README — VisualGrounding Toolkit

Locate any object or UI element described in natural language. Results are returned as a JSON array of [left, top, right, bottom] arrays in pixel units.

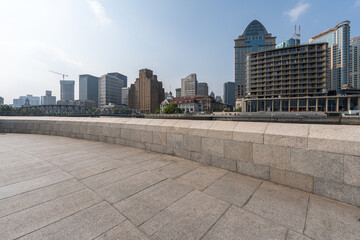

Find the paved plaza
[[0, 133, 359, 240]]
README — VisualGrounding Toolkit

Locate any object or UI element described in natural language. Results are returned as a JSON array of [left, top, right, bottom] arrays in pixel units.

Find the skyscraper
[[181, 74, 197, 97], [175, 88, 181, 98], [98, 73, 127, 108], [235, 20, 276, 99], [41, 90, 56, 105], [79, 74, 99, 106], [121, 87, 129, 105], [60, 80, 75, 101], [223, 82, 235, 107], [309, 21, 350, 90], [128, 69, 165, 113], [350, 36, 360, 89], [197, 82, 209, 96], [0, 97, 4, 105]]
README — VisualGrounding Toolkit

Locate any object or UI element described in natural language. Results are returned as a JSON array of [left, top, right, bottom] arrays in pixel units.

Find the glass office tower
[[309, 21, 350, 90], [350, 36, 360, 89], [234, 20, 276, 99]]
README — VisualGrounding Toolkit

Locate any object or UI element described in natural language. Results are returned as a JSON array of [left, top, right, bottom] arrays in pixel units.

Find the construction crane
[[48, 70, 69, 81]]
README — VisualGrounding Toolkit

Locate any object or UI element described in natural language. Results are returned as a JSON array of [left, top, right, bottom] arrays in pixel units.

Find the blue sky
[[1, 0, 360, 104]]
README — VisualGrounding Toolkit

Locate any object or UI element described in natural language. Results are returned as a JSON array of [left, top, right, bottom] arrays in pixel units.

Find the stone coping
[[1, 116, 359, 207]]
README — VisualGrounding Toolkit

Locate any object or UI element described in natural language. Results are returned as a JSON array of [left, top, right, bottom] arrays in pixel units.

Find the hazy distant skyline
[[1, 0, 360, 104]]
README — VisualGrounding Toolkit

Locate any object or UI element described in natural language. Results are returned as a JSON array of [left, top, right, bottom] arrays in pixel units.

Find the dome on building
[[242, 20, 268, 38]]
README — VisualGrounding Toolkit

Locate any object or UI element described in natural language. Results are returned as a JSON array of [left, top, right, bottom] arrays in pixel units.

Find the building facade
[[350, 36, 360, 89], [276, 38, 300, 49], [60, 80, 75, 101], [0, 97, 4, 105], [223, 82, 235, 107], [98, 73, 127, 108], [309, 21, 350, 90], [121, 87, 129, 105], [235, 20, 276, 99], [128, 69, 165, 113], [41, 90, 56, 105], [181, 74, 198, 97], [175, 88, 181, 98], [246, 43, 328, 100], [197, 82, 209, 96], [13, 95, 40, 107], [79, 74, 99, 107]]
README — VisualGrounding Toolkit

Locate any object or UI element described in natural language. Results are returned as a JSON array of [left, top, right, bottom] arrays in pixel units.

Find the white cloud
[[284, 1, 310, 22], [356, 0, 360, 6], [86, 0, 111, 25]]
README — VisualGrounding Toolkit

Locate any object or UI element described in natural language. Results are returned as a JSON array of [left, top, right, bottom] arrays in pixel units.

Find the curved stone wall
[[1, 116, 359, 207]]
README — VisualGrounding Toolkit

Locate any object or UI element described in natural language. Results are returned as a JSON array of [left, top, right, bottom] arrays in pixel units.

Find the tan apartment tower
[[128, 69, 165, 113]]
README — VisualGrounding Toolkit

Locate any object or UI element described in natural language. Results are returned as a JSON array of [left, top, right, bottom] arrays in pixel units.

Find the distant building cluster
[[235, 20, 360, 113]]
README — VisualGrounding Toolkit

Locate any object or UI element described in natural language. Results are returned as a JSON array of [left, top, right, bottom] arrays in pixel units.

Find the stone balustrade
[[1, 116, 359, 207]]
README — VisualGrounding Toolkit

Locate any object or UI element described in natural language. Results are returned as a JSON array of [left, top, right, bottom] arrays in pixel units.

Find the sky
[[0, 0, 360, 104]]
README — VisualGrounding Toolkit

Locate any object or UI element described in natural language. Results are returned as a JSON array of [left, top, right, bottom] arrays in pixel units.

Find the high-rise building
[[246, 43, 328, 99], [0, 97, 4, 105], [13, 95, 40, 107], [60, 80, 75, 101], [223, 82, 235, 107], [210, 91, 215, 98], [121, 87, 129, 105], [128, 69, 165, 113], [41, 90, 56, 105], [175, 88, 181, 98], [350, 36, 360, 89], [79, 74, 99, 106], [309, 21, 350, 90], [181, 74, 197, 97], [235, 20, 276, 99], [197, 82, 209, 96], [98, 72, 127, 108], [276, 38, 300, 49], [215, 96, 222, 103]]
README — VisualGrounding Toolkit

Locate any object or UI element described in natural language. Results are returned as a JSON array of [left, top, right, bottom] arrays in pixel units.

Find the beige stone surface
[[264, 123, 309, 148], [1, 128, 359, 239], [305, 195, 360, 240], [202, 137, 224, 156], [253, 143, 291, 170], [202, 205, 287, 240], [344, 155, 360, 187], [232, 121, 268, 143], [224, 140, 253, 162], [270, 168, 314, 192], [291, 148, 344, 182], [244, 182, 309, 232], [204, 172, 262, 207]]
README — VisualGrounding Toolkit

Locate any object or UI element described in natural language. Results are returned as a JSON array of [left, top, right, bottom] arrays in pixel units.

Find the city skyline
[[1, 0, 360, 104]]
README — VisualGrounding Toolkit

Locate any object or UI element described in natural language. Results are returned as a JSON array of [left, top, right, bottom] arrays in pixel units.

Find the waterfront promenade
[[0, 133, 359, 240]]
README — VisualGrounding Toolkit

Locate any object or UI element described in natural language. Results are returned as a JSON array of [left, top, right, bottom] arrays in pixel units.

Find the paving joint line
[[200, 204, 231, 240], [241, 180, 263, 208]]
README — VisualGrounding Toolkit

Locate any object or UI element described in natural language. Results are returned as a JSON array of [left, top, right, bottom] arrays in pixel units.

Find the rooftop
[[0, 133, 359, 240]]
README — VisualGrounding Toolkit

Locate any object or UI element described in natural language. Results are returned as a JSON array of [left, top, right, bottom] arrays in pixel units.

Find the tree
[[163, 103, 182, 114], [0, 105, 14, 116], [237, 107, 242, 112]]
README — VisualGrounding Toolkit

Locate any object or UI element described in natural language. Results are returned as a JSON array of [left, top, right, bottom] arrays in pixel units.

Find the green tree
[[0, 105, 14, 115], [163, 103, 182, 114], [237, 107, 242, 112]]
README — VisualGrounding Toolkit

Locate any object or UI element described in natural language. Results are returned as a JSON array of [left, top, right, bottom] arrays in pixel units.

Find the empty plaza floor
[[0, 133, 359, 240]]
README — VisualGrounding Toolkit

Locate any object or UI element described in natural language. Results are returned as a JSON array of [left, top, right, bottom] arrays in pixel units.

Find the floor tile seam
[[239, 205, 305, 234], [0, 184, 88, 219], [156, 162, 200, 180], [106, 177, 168, 205], [0, 169, 67, 190], [284, 229, 289, 240], [241, 180, 264, 208], [87, 168, 151, 191], [199, 204, 232, 240], [198, 169, 229, 191], [89, 218, 129, 240], [201, 172, 232, 193], [111, 178, 193, 226], [13, 200, 107, 240], [137, 189, 196, 233], [107, 149, 149, 161], [78, 158, 158, 184], [303, 193, 311, 235]]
